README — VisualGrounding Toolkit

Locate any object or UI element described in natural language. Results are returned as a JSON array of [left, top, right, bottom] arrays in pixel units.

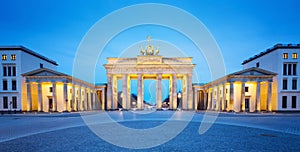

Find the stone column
[[122, 74, 128, 109], [52, 82, 57, 112], [229, 82, 234, 111], [182, 75, 188, 110], [203, 90, 207, 110], [102, 89, 106, 110], [106, 75, 112, 110], [37, 83, 43, 112], [156, 74, 162, 109], [78, 86, 82, 111], [84, 88, 88, 111], [187, 74, 193, 110], [26, 83, 32, 112], [256, 81, 261, 112], [63, 83, 68, 112], [267, 81, 272, 112], [222, 84, 226, 111], [126, 76, 131, 110], [112, 75, 118, 110], [88, 89, 92, 111], [193, 88, 198, 110], [241, 82, 245, 112], [72, 84, 76, 111], [216, 85, 220, 111], [172, 74, 177, 110], [137, 74, 143, 109], [207, 88, 211, 110]]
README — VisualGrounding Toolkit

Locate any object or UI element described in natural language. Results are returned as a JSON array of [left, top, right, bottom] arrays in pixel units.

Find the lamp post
[[65, 99, 68, 112], [9, 101, 12, 114], [119, 92, 123, 111], [177, 92, 182, 111]]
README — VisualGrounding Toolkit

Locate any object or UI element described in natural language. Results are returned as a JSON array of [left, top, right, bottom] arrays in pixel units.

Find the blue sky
[[1, 0, 300, 103]]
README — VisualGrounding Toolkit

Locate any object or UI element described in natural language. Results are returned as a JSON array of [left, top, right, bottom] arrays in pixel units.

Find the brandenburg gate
[[104, 37, 195, 110]]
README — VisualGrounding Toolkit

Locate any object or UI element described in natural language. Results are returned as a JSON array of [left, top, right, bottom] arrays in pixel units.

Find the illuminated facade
[[1, 43, 299, 112], [0, 46, 57, 112], [193, 68, 277, 112], [243, 44, 300, 111]]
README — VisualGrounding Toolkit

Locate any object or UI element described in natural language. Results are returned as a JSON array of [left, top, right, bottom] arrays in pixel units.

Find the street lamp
[[177, 92, 182, 111], [65, 99, 68, 112]]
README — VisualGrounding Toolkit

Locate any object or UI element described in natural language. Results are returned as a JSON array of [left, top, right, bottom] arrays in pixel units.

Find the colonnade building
[[0, 43, 299, 112]]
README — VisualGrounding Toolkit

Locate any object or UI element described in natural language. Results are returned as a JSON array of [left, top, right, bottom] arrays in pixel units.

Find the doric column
[[207, 88, 211, 110], [78, 86, 82, 111], [71, 84, 76, 111], [112, 75, 118, 110], [256, 81, 261, 112], [63, 83, 68, 112], [106, 75, 112, 110], [84, 88, 88, 111], [182, 75, 188, 110], [156, 74, 162, 109], [267, 81, 272, 112], [222, 84, 226, 111], [172, 74, 177, 109], [193, 88, 198, 110], [91, 91, 95, 110], [37, 82, 43, 112], [216, 85, 220, 111], [122, 74, 128, 109], [26, 83, 32, 112], [101, 89, 106, 110], [241, 82, 245, 112], [137, 74, 143, 109], [229, 82, 234, 111], [52, 82, 57, 112], [88, 89, 92, 111], [203, 90, 207, 110], [187, 74, 193, 110]]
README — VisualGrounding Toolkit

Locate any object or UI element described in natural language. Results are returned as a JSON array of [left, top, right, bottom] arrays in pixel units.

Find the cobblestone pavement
[[0, 111, 300, 151]]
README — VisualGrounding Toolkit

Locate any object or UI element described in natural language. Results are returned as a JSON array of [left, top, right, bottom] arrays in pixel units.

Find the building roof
[[242, 43, 300, 65], [201, 67, 277, 87], [0, 45, 58, 66], [22, 68, 95, 87]]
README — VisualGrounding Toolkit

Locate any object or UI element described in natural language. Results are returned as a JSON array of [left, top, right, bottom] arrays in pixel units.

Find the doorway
[[48, 98, 53, 112], [245, 98, 250, 112]]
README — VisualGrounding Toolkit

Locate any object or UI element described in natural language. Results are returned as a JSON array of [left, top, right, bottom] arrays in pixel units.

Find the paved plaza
[[0, 111, 300, 151]]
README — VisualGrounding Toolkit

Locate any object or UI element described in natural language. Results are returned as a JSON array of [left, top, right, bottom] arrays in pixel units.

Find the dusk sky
[[1, 0, 300, 102]]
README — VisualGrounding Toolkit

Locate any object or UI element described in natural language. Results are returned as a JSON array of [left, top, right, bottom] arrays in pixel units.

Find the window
[[12, 80, 16, 90], [10, 54, 16, 60], [49, 87, 53, 93], [3, 66, 7, 76], [293, 64, 297, 75], [245, 87, 249, 92], [292, 53, 298, 59], [70, 89, 72, 94], [283, 63, 297, 76], [282, 96, 287, 108], [2, 54, 7, 60], [256, 62, 260, 68], [283, 64, 287, 75], [12, 66, 16, 76], [283, 53, 288, 59], [40, 63, 43, 68], [12, 96, 17, 109], [3, 80, 8, 90], [7, 66, 11, 76], [3, 96, 8, 109], [225, 89, 228, 94], [288, 64, 292, 75], [292, 79, 297, 90], [292, 96, 297, 108], [283, 79, 288, 90]]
